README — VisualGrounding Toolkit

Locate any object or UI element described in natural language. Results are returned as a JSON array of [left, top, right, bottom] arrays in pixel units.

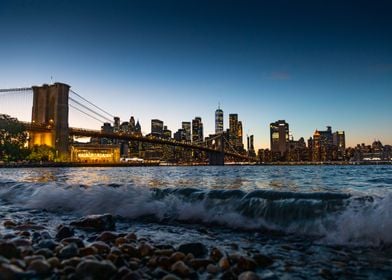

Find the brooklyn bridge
[[0, 83, 256, 165]]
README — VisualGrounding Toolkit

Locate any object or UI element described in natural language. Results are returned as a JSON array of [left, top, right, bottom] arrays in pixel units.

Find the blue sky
[[0, 0, 391, 149]]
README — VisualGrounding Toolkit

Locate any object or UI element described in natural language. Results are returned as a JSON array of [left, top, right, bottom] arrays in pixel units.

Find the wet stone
[[58, 243, 79, 259], [70, 214, 116, 231], [171, 260, 192, 277], [0, 263, 25, 279], [27, 259, 51, 275], [3, 220, 17, 228], [90, 241, 111, 255], [210, 247, 224, 262], [55, 225, 74, 241], [162, 274, 181, 280], [80, 246, 98, 257], [35, 248, 54, 258], [138, 243, 154, 257], [0, 242, 20, 259], [96, 231, 120, 243], [75, 259, 117, 280], [61, 257, 81, 267], [221, 269, 237, 280], [238, 271, 261, 280], [189, 258, 213, 269], [219, 257, 231, 270], [61, 237, 85, 248], [37, 239, 58, 250], [10, 238, 31, 247], [177, 242, 207, 258], [170, 251, 185, 262], [125, 232, 137, 241], [120, 244, 139, 257], [47, 257, 60, 268], [237, 256, 257, 271], [206, 263, 219, 274]]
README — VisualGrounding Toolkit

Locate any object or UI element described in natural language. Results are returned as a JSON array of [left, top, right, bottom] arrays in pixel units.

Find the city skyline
[[0, 0, 391, 150]]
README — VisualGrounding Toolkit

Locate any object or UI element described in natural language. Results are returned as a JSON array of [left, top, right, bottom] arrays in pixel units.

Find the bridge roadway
[[23, 122, 255, 161]]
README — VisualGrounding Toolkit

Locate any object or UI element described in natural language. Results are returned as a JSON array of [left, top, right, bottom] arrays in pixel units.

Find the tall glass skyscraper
[[215, 106, 223, 134]]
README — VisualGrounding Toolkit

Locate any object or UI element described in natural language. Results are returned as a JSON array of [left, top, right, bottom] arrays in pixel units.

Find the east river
[[0, 165, 391, 279]]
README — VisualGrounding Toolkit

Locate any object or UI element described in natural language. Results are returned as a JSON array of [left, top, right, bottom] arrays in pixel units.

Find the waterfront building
[[333, 131, 346, 159], [113, 117, 120, 133], [151, 119, 164, 137], [270, 120, 289, 160], [163, 126, 172, 139], [182, 122, 191, 141], [192, 117, 203, 143], [215, 106, 224, 134]]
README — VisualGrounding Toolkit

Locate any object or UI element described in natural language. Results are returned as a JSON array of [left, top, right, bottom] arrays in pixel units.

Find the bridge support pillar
[[30, 83, 70, 161], [207, 133, 225, 165], [208, 152, 225, 165]]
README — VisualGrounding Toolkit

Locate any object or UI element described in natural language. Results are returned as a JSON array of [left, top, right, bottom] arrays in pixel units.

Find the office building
[[182, 122, 191, 141], [192, 117, 203, 143], [270, 120, 289, 159], [151, 119, 164, 137], [215, 106, 224, 134]]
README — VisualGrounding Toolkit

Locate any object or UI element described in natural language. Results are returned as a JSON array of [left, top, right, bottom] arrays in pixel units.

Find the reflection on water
[[0, 165, 391, 195]]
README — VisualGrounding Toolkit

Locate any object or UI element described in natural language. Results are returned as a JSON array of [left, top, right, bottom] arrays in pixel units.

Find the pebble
[[177, 242, 207, 258], [170, 251, 186, 262], [75, 259, 117, 279], [171, 260, 192, 277], [237, 256, 257, 271], [238, 271, 261, 280], [3, 220, 17, 228], [0, 263, 25, 279], [253, 253, 273, 267], [89, 241, 111, 255], [58, 243, 79, 259], [210, 247, 224, 262], [61, 237, 85, 248], [80, 246, 98, 256], [0, 242, 20, 259], [27, 259, 51, 275], [138, 243, 154, 257], [55, 225, 74, 241], [219, 257, 231, 270], [206, 263, 219, 274], [96, 231, 119, 242], [70, 214, 116, 231]]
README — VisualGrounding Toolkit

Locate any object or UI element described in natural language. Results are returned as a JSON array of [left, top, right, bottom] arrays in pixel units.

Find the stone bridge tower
[[30, 83, 70, 160]]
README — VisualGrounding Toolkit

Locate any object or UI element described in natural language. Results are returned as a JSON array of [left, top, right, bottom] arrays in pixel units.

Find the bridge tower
[[208, 133, 225, 165], [30, 83, 70, 160]]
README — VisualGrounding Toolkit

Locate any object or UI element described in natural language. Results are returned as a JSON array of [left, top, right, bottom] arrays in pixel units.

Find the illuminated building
[[270, 120, 289, 160], [333, 131, 346, 159], [182, 122, 191, 141], [151, 119, 164, 137], [113, 117, 120, 132], [70, 144, 120, 163], [163, 126, 172, 139], [312, 126, 334, 161], [192, 117, 203, 143], [215, 106, 224, 134], [174, 128, 186, 141], [237, 121, 243, 149], [229, 114, 238, 147]]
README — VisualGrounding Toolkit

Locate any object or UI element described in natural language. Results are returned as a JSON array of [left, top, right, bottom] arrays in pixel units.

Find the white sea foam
[[0, 182, 391, 246]]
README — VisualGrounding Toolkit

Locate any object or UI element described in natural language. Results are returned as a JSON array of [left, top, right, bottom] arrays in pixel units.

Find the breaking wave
[[0, 182, 391, 246]]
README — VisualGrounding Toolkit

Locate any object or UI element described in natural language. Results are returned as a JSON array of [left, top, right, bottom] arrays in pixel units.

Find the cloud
[[267, 71, 291, 80]]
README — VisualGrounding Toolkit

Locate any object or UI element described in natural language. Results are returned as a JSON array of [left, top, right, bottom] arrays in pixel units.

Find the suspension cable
[[69, 97, 113, 123], [69, 104, 107, 124], [70, 90, 114, 119]]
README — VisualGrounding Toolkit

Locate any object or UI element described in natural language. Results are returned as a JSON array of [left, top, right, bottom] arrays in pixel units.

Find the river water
[[0, 165, 391, 278]]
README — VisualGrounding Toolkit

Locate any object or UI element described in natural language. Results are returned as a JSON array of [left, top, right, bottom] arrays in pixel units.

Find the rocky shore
[[0, 213, 273, 280]]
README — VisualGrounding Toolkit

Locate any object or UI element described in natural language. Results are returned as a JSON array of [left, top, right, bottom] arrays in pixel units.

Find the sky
[[0, 0, 391, 150]]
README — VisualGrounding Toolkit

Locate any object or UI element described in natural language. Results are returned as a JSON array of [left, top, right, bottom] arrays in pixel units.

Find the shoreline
[[0, 161, 391, 168]]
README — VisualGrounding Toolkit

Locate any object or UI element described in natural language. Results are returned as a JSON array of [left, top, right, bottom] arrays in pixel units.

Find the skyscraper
[[192, 117, 203, 143], [270, 120, 289, 159], [333, 131, 346, 158], [229, 114, 238, 147], [182, 122, 191, 141], [237, 121, 243, 149], [215, 106, 224, 134], [151, 119, 164, 137]]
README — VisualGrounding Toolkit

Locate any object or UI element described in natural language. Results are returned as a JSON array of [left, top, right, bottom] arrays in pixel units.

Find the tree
[[0, 115, 29, 162], [27, 145, 56, 162]]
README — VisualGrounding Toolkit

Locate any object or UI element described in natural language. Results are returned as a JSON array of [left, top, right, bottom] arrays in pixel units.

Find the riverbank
[[0, 160, 390, 168], [0, 213, 272, 279]]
